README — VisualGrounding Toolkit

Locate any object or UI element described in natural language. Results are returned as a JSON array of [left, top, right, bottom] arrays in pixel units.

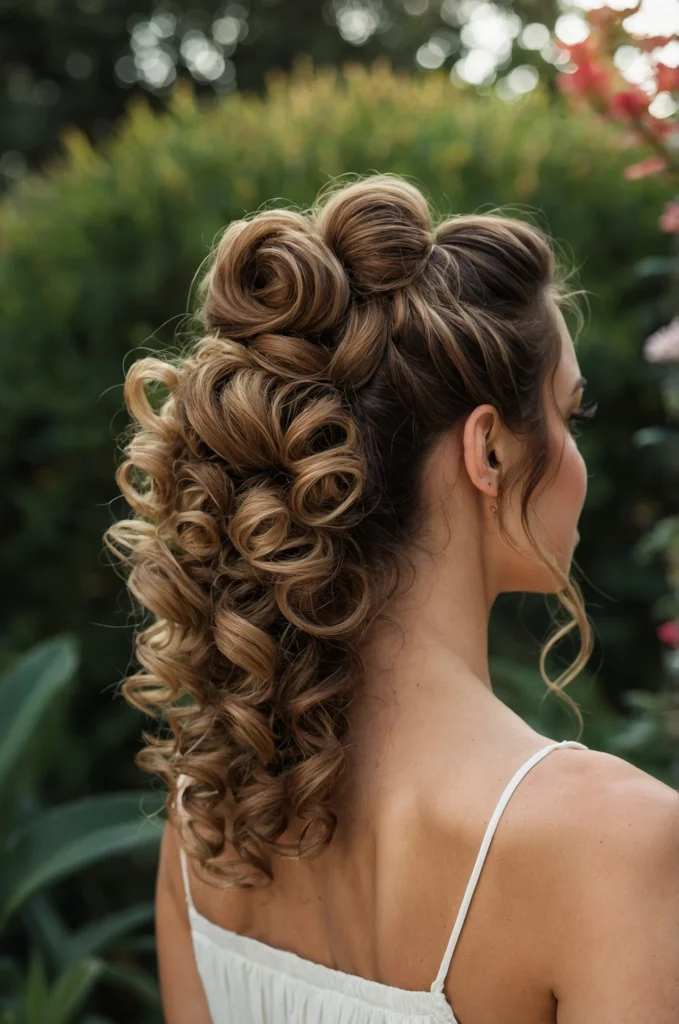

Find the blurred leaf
[[20, 893, 71, 973], [634, 515, 679, 562], [631, 255, 679, 279], [0, 635, 78, 793], [24, 949, 49, 1024], [102, 963, 161, 1008], [64, 903, 155, 968], [1, 793, 164, 927], [115, 934, 156, 954], [0, 957, 22, 997], [48, 957, 103, 1024], [606, 712, 658, 752], [631, 426, 675, 448]]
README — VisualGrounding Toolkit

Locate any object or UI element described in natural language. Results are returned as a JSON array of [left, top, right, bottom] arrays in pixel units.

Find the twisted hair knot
[[313, 175, 435, 294], [199, 177, 441, 393], [199, 208, 351, 342]]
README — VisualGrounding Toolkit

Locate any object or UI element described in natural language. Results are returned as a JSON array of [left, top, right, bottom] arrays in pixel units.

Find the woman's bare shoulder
[[491, 745, 679, 1021], [511, 744, 679, 874], [537, 748, 679, 1022], [539, 746, 678, 846]]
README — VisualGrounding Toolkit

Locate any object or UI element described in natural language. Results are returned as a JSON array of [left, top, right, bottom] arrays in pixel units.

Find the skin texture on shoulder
[[436, 743, 679, 1024], [543, 749, 679, 1022]]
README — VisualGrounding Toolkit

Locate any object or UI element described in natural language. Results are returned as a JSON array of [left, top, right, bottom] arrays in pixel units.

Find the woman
[[106, 173, 679, 1023]]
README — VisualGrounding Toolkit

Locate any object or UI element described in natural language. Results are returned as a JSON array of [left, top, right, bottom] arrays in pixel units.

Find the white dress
[[178, 739, 588, 1023]]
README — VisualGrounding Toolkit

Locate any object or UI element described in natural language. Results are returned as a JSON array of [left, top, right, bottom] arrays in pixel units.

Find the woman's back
[[164, 717, 678, 1023], [174, 737, 588, 1022]]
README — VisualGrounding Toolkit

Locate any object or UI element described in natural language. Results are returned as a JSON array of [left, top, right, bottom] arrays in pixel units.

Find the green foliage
[[0, 636, 76, 799], [15, 952, 104, 1024], [0, 639, 164, 1023], [2, 793, 163, 928], [2, 0, 561, 180], [492, 656, 678, 784]]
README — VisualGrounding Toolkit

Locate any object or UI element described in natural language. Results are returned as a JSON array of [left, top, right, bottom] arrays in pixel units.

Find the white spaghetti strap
[[176, 773, 195, 914], [179, 844, 195, 913], [430, 739, 587, 995]]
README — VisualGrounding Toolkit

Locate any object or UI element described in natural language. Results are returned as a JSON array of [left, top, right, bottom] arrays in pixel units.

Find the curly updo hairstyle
[[105, 172, 592, 889]]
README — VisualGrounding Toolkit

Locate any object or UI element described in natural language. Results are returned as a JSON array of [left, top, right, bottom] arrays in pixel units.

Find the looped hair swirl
[[105, 172, 592, 889]]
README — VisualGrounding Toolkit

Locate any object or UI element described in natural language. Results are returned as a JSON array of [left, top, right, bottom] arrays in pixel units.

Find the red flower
[[556, 39, 595, 63], [659, 201, 679, 232], [609, 87, 650, 119], [646, 116, 677, 139], [644, 317, 679, 362], [558, 59, 610, 99], [656, 63, 679, 93], [637, 35, 677, 53], [623, 155, 668, 179], [657, 621, 679, 648], [587, 5, 640, 29], [587, 7, 618, 29], [616, 127, 645, 149]]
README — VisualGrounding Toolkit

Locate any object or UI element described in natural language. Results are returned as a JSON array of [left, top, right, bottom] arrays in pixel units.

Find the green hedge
[[0, 60, 674, 787]]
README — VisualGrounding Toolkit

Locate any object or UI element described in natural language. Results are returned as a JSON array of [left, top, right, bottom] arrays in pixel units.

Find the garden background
[[1, 1, 678, 1021]]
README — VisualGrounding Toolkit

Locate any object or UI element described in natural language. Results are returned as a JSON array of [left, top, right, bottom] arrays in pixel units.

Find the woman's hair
[[105, 172, 593, 889]]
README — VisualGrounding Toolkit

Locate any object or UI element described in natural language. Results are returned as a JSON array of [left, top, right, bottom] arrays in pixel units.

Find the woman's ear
[[461, 404, 503, 502]]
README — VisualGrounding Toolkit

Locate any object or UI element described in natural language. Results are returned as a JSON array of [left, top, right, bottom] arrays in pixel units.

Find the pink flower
[[623, 155, 667, 179], [636, 35, 676, 52], [558, 58, 611, 99], [556, 39, 594, 64], [659, 200, 679, 232], [647, 116, 678, 140], [656, 63, 679, 93], [587, 6, 619, 29], [609, 87, 650, 119], [657, 621, 679, 648], [617, 128, 645, 149], [644, 317, 679, 362], [587, 4, 641, 29]]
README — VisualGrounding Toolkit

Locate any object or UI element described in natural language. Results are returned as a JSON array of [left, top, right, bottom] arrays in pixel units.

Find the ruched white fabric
[[178, 739, 587, 1023]]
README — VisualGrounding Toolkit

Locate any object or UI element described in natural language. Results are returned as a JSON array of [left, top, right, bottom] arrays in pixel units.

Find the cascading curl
[[105, 172, 592, 889]]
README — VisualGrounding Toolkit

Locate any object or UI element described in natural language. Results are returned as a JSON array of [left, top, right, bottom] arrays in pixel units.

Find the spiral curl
[[105, 172, 592, 888]]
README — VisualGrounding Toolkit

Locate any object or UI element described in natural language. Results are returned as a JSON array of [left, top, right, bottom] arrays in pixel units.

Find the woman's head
[[445, 306, 591, 597], [105, 173, 594, 888]]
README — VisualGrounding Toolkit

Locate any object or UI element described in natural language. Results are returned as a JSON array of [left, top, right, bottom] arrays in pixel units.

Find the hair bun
[[200, 209, 350, 339], [313, 174, 434, 294]]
